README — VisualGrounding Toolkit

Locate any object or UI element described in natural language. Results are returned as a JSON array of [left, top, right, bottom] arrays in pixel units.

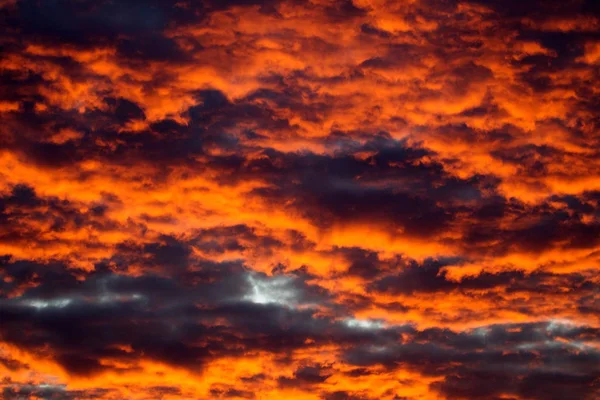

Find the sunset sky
[[0, 0, 599, 399]]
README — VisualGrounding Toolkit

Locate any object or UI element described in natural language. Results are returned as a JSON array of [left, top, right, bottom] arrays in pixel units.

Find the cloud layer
[[0, 0, 599, 399]]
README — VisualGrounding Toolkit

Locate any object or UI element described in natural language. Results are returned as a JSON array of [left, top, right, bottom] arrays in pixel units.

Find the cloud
[[0, 0, 598, 398]]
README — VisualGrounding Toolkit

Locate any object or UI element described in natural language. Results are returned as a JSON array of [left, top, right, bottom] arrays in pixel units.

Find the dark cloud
[[344, 322, 600, 400], [241, 139, 490, 237], [278, 363, 333, 387], [322, 391, 367, 400], [1, 382, 113, 400], [371, 257, 599, 298], [0, 254, 346, 375], [210, 386, 256, 399], [103, 97, 146, 123]]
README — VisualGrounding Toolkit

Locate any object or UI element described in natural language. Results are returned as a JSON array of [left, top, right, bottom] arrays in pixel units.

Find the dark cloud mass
[[0, 0, 599, 398]]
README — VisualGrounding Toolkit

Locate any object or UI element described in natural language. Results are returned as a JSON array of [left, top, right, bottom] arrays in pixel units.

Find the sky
[[0, 0, 599, 399]]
